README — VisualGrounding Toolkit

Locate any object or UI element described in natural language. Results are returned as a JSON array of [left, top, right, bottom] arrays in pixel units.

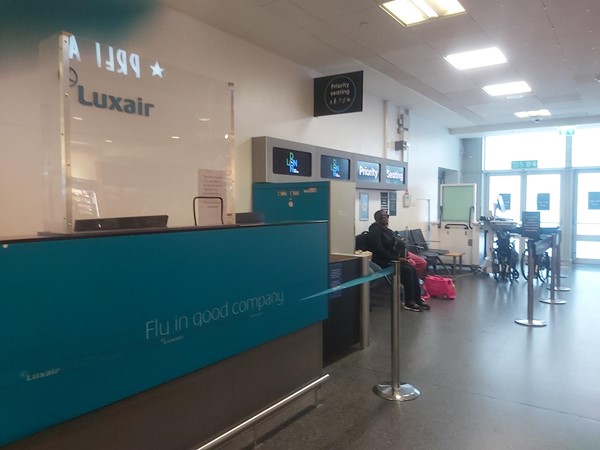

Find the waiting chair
[[408, 229, 450, 274]]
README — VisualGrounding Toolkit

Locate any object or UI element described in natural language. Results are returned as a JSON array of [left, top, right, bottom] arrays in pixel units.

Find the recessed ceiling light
[[380, 0, 466, 27], [514, 109, 551, 119], [483, 81, 531, 96], [171, 136, 180, 140], [445, 47, 507, 70], [73, 116, 84, 121]]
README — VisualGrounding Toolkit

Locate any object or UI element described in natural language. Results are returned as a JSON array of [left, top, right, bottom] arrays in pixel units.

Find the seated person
[[368, 210, 430, 311], [407, 251, 427, 279]]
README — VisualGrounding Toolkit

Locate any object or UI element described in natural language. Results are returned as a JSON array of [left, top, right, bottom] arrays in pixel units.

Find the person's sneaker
[[418, 301, 431, 310], [403, 302, 422, 312]]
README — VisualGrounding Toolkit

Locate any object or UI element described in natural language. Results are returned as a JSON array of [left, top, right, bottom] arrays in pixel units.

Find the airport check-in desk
[[0, 221, 328, 449]]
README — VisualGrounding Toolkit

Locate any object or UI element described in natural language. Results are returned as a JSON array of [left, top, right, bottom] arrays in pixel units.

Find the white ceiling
[[157, 0, 600, 134]]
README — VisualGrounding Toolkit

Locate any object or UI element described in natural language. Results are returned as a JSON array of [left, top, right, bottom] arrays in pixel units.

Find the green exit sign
[[511, 160, 538, 169]]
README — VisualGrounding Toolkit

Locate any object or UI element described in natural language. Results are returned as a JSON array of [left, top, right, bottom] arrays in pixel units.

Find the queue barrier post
[[516, 239, 547, 327], [547, 230, 570, 292], [540, 233, 566, 305], [373, 260, 420, 402]]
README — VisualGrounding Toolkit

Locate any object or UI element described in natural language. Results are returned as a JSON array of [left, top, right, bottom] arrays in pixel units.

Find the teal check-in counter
[[0, 222, 328, 448]]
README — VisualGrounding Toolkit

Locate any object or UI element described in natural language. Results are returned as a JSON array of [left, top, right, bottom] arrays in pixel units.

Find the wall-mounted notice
[[359, 192, 369, 221], [589, 192, 600, 210], [197, 169, 228, 225], [537, 193, 550, 211], [389, 192, 397, 216], [380, 191, 389, 212], [314, 71, 363, 117]]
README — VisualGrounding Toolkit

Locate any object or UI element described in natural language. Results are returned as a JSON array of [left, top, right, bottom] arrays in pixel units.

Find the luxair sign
[[68, 35, 161, 117], [356, 161, 380, 183], [385, 165, 405, 185]]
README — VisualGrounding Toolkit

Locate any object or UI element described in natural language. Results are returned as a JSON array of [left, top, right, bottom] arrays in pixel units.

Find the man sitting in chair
[[368, 210, 430, 312]]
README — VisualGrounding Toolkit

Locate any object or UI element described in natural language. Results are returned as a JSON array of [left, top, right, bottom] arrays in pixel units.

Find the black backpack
[[355, 231, 371, 251]]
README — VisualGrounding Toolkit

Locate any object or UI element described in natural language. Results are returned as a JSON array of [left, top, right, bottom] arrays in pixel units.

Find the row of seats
[[356, 228, 450, 274]]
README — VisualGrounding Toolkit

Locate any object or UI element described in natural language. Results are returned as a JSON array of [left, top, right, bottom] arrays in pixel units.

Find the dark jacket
[[368, 222, 405, 268]]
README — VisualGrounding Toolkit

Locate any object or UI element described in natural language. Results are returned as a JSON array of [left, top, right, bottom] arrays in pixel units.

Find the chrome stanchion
[[516, 239, 547, 327], [374, 260, 420, 401], [547, 230, 570, 292], [540, 233, 566, 305]]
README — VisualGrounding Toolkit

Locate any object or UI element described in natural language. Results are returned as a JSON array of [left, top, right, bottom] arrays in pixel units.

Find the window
[[484, 131, 566, 170]]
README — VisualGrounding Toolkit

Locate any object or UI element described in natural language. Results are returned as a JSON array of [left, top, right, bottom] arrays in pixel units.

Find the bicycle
[[520, 240, 551, 283]]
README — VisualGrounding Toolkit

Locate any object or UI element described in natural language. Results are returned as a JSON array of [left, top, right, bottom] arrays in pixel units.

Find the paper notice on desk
[[197, 169, 227, 226]]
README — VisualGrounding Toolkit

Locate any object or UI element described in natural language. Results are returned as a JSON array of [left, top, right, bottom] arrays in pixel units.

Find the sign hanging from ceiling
[[313, 71, 363, 117]]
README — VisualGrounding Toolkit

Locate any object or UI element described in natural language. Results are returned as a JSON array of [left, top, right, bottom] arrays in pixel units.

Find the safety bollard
[[516, 239, 547, 327], [373, 260, 420, 401], [540, 233, 566, 305]]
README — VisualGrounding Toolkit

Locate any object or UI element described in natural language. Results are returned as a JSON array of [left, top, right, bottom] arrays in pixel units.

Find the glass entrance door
[[574, 171, 600, 264], [525, 173, 561, 228]]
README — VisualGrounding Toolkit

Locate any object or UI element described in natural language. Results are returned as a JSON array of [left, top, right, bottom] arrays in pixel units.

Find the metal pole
[[557, 229, 568, 279], [540, 233, 566, 304], [360, 255, 371, 349], [374, 260, 420, 401], [516, 239, 547, 327], [548, 229, 570, 291]]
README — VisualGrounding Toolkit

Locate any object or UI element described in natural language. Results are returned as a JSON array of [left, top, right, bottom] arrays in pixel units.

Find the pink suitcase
[[424, 275, 456, 300]]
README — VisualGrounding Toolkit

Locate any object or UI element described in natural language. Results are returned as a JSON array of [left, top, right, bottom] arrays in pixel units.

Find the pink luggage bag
[[424, 275, 456, 299]]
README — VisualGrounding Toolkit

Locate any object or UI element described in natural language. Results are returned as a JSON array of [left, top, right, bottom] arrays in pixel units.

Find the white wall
[[0, 5, 459, 237]]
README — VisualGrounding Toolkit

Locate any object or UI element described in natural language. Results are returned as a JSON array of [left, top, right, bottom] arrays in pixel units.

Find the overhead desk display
[[39, 33, 235, 233], [252, 136, 407, 190]]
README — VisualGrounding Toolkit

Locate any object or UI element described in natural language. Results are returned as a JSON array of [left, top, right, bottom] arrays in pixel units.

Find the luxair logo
[[286, 152, 299, 174], [77, 85, 155, 117], [330, 159, 341, 178], [68, 35, 161, 117]]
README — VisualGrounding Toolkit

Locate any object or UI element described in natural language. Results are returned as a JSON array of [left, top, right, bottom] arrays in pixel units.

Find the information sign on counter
[[521, 211, 541, 239]]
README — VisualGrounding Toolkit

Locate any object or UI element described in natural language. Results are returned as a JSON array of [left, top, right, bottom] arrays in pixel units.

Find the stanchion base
[[546, 286, 571, 292], [515, 318, 547, 327], [373, 382, 420, 402], [540, 298, 566, 305]]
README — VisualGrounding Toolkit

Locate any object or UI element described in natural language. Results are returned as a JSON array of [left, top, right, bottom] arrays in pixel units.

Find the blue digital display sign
[[320, 155, 350, 180], [356, 160, 380, 183], [385, 165, 405, 184]]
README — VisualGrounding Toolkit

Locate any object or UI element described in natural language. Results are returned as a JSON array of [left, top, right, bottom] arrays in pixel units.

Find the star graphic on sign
[[150, 61, 164, 78]]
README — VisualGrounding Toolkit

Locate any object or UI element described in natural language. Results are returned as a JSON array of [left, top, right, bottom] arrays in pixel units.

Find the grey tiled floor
[[225, 265, 600, 450]]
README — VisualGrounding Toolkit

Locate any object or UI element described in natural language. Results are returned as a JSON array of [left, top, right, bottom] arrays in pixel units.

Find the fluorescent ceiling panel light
[[514, 109, 551, 119], [380, 0, 465, 26], [445, 47, 507, 70], [482, 81, 531, 96]]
